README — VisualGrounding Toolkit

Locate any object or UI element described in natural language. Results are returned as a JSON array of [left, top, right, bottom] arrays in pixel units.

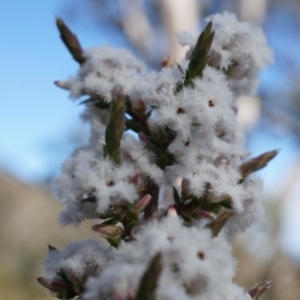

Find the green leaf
[[57, 269, 72, 285], [135, 253, 162, 300], [157, 151, 176, 170], [126, 220, 140, 230], [248, 279, 272, 300], [105, 95, 125, 165], [106, 236, 121, 248], [184, 22, 215, 88], [205, 210, 234, 237], [126, 118, 149, 135], [56, 18, 86, 65], [181, 211, 192, 223], [239, 150, 278, 183], [172, 186, 181, 205], [126, 209, 139, 220], [219, 198, 233, 209]]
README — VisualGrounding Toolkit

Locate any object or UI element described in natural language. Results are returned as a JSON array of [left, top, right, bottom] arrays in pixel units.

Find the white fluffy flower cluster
[[58, 46, 145, 102], [84, 216, 251, 300], [131, 64, 259, 214], [55, 147, 139, 226], [44, 12, 275, 300], [38, 239, 111, 297], [178, 12, 273, 96]]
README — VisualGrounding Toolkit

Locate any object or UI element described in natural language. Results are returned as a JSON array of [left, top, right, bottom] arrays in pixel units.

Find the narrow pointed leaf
[[184, 22, 215, 87], [135, 253, 162, 300], [239, 150, 278, 182], [181, 211, 192, 223], [248, 279, 272, 300], [105, 95, 125, 165], [58, 269, 72, 285], [56, 18, 86, 65], [172, 186, 181, 205], [206, 210, 234, 237], [106, 236, 121, 248]]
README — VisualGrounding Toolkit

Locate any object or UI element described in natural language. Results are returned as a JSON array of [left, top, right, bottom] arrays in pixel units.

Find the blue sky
[[1, 0, 299, 257], [0, 0, 93, 181]]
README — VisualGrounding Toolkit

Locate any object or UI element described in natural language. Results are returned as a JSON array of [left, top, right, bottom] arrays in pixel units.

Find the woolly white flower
[[205, 12, 273, 95], [55, 147, 139, 225], [121, 134, 164, 183], [224, 176, 264, 241], [130, 66, 183, 107], [140, 67, 236, 143], [84, 217, 250, 300], [43, 239, 111, 279], [59, 46, 145, 102], [39, 239, 112, 298], [80, 104, 110, 147]]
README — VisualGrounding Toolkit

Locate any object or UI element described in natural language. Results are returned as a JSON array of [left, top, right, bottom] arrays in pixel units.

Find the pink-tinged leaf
[[37, 277, 70, 293], [248, 279, 272, 299], [37, 277, 52, 290], [197, 209, 215, 219], [136, 194, 152, 213], [239, 150, 278, 182], [92, 224, 123, 237]]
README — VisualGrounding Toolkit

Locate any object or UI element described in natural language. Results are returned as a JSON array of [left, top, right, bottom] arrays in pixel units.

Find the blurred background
[[0, 0, 300, 299]]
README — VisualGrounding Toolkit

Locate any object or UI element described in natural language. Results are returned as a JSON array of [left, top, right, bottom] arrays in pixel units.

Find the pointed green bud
[[105, 95, 125, 165], [205, 210, 234, 237], [56, 18, 86, 65], [184, 22, 215, 88]]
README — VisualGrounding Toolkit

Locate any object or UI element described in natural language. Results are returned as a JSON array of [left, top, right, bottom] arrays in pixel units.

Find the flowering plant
[[38, 12, 277, 300]]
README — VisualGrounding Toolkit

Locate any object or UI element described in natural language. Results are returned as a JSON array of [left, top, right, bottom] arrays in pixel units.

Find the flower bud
[[167, 205, 178, 217], [136, 194, 152, 213], [54, 80, 71, 90], [92, 224, 123, 237]]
